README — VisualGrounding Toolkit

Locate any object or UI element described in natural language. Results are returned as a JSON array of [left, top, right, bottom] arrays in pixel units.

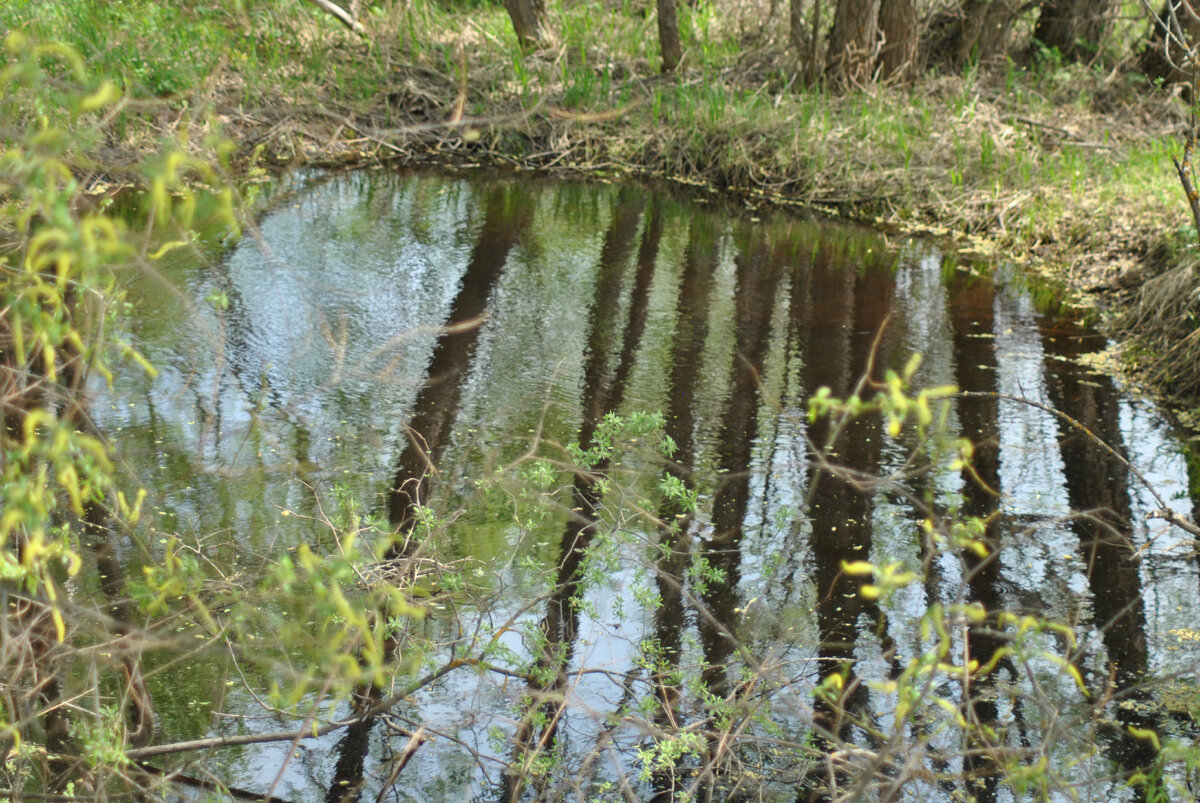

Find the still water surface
[[99, 169, 1200, 800]]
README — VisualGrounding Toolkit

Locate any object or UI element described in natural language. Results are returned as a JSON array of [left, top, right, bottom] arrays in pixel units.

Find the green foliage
[[0, 2, 228, 97], [567, 410, 673, 468], [1, 32, 151, 622], [70, 705, 130, 769], [0, 31, 255, 795], [636, 729, 705, 781]]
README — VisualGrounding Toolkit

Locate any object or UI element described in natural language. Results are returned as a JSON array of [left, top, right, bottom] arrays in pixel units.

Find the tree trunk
[[808, 0, 822, 84], [878, 0, 917, 79], [504, 0, 550, 49], [931, 0, 1021, 69], [658, 0, 683, 72], [790, 0, 808, 58], [1034, 0, 1113, 61], [826, 0, 881, 87]]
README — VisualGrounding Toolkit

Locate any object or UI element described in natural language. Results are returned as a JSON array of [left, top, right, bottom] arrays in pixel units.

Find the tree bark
[[808, 0, 822, 84], [878, 0, 917, 80], [826, 0, 881, 87], [789, 0, 808, 58], [925, 0, 1023, 70], [1034, 0, 1113, 61], [504, 0, 551, 49], [658, 0, 683, 72]]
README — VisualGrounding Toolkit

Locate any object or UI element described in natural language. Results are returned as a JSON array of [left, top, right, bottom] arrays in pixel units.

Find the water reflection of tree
[[387, 184, 537, 541], [692, 227, 786, 799], [1036, 317, 1160, 794], [502, 188, 649, 801], [948, 265, 1007, 802], [647, 212, 719, 802], [328, 181, 537, 803], [798, 244, 898, 801]]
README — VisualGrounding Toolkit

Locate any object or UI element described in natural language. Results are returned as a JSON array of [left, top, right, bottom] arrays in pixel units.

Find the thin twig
[[958, 391, 1200, 538], [124, 658, 474, 760], [374, 727, 428, 803]]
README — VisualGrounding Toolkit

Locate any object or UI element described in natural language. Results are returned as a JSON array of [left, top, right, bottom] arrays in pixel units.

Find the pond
[[96, 168, 1200, 801]]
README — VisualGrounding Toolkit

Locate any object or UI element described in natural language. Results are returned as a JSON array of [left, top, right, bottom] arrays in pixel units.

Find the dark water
[[97, 169, 1200, 801]]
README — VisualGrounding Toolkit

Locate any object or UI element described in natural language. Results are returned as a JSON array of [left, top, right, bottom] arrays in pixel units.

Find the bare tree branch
[[959, 391, 1200, 538], [124, 658, 474, 760], [1172, 134, 1200, 240], [305, 0, 367, 36]]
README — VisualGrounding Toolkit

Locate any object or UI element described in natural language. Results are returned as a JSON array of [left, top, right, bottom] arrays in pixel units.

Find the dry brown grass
[[1118, 256, 1200, 399]]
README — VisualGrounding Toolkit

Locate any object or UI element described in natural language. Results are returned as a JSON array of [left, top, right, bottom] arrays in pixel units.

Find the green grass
[[2, 1, 235, 97]]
